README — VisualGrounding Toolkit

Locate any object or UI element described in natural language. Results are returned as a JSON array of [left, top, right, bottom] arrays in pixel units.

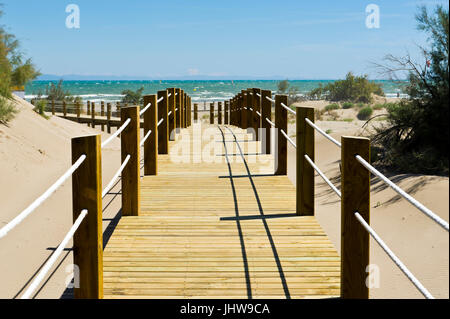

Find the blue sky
[[1, 0, 448, 79]]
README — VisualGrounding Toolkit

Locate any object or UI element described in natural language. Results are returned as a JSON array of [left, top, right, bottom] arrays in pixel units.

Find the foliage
[[121, 86, 144, 104], [0, 96, 17, 124], [342, 102, 354, 109], [33, 99, 49, 119], [307, 72, 384, 103], [357, 106, 373, 120], [0, 5, 40, 95], [371, 5, 449, 175], [45, 80, 74, 101], [277, 80, 304, 104], [324, 103, 340, 111]]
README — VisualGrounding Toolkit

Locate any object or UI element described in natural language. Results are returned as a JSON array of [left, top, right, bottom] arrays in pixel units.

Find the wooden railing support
[[106, 103, 111, 133], [241, 91, 247, 129], [175, 88, 181, 133], [76, 101, 81, 123], [218, 102, 222, 125], [143, 95, 158, 176], [63, 101, 67, 118], [341, 136, 370, 299], [274, 95, 288, 175], [87, 101, 91, 117], [224, 100, 229, 125], [296, 106, 315, 216], [71, 134, 103, 299], [261, 90, 272, 154], [168, 88, 176, 141], [101, 101, 105, 132], [246, 89, 253, 134], [91, 102, 96, 129], [187, 96, 192, 127], [157, 90, 169, 154], [121, 106, 141, 216], [210, 103, 214, 124], [51, 99, 55, 115], [253, 88, 261, 141], [194, 103, 198, 122]]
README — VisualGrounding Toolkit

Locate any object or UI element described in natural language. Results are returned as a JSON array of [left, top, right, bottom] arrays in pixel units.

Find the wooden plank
[[103, 124, 340, 299]]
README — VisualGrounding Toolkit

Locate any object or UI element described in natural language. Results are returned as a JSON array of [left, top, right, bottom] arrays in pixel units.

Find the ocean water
[[25, 80, 407, 103]]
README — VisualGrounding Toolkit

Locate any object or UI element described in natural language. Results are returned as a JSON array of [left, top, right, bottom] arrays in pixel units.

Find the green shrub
[[0, 97, 18, 124], [33, 99, 49, 119], [324, 103, 340, 111], [121, 86, 144, 105], [372, 104, 384, 110], [342, 102, 353, 109], [357, 106, 373, 120], [307, 72, 384, 103], [371, 6, 449, 175]]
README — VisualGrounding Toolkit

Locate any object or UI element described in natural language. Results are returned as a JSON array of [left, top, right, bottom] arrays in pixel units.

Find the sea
[[25, 80, 407, 104]]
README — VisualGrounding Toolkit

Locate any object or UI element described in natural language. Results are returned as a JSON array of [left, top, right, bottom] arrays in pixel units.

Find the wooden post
[[168, 88, 176, 141], [51, 99, 55, 115], [238, 93, 243, 128], [246, 89, 253, 134], [224, 100, 229, 125], [101, 101, 105, 132], [180, 90, 185, 130], [341, 136, 370, 299], [253, 88, 261, 141], [76, 101, 81, 122], [157, 90, 169, 154], [71, 134, 103, 299], [241, 91, 247, 129], [87, 101, 91, 116], [121, 106, 141, 216], [175, 88, 181, 133], [275, 95, 288, 175], [116, 102, 121, 117], [183, 93, 187, 128], [188, 96, 192, 127], [194, 103, 198, 122], [63, 101, 67, 117], [210, 103, 215, 124], [106, 103, 111, 134], [218, 102, 222, 125], [91, 102, 96, 129], [261, 90, 272, 154], [296, 107, 315, 216], [143, 95, 158, 175]]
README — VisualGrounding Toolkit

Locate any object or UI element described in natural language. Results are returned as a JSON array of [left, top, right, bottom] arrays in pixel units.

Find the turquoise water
[[25, 80, 407, 103]]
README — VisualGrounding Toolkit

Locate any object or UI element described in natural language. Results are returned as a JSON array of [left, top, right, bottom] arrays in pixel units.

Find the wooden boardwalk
[[103, 124, 340, 299]]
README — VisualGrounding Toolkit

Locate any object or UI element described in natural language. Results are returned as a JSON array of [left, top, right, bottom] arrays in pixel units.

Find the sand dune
[[286, 119, 449, 299], [0, 96, 122, 298]]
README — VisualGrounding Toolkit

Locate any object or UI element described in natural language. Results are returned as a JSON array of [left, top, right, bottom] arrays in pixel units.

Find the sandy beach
[[0, 95, 448, 299]]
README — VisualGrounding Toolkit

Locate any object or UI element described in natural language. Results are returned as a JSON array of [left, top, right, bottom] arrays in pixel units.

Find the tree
[[121, 86, 144, 104], [371, 5, 449, 175], [0, 4, 40, 95]]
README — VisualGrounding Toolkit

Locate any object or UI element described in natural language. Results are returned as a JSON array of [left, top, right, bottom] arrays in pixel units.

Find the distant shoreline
[[25, 79, 408, 103]]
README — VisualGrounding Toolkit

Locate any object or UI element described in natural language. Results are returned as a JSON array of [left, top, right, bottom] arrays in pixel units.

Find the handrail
[[280, 129, 296, 148], [139, 102, 151, 116], [20, 209, 88, 299], [354, 212, 434, 299], [266, 117, 275, 127], [101, 118, 131, 148], [305, 118, 341, 148], [355, 155, 449, 231], [304, 154, 341, 198], [0, 155, 87, 239], [281, 102, 296, 115], [157, 96, 164, 103], [102, 155, 131, 199], [157, 118, 164, 127], [140, 130, 152, 147], [265, 96, 275, 103]]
